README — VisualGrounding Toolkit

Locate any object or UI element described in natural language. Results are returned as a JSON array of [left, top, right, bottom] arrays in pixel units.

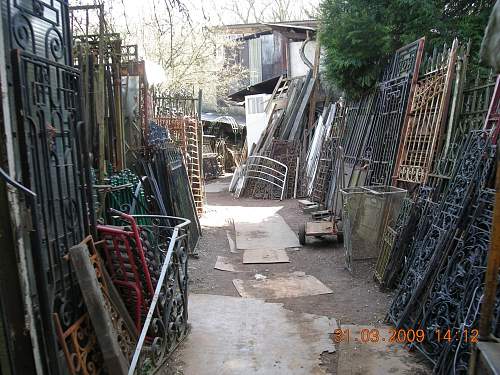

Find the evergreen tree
[[319, 0, 495, 98]]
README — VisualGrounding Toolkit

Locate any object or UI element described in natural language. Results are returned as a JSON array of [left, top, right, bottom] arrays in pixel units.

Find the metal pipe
[[0, 167, 36, 198], [299, 32, 313, 70], [294, 156, 300, 199]]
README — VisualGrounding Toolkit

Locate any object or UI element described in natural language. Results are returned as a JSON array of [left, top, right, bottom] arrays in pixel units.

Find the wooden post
[[114, 60, 125, 170], [97, 5, 106, 181], [69, 244, 129, 375], [479, 140, 500, 339], [197, 89, 204, 186]]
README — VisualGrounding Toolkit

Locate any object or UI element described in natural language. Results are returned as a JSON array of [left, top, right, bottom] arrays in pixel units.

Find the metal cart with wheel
[[298, 216, 342, 245]]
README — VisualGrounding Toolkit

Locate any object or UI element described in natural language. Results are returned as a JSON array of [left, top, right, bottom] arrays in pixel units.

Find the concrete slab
[[205, 181, 229, 193], [242, 249, 290, 264], [178, 294, 336, 375], [337, 325, 431, 375], [297, 199, 314, 206], [303, 204, 320, 213], [234, 207, 300, 250], [311, 210, 331, 219], [233, 272, 333, 299], [214, 256, 239, 272]]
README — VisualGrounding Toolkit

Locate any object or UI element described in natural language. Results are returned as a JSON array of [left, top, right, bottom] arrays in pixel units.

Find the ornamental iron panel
[[430, 66, 497, 185], [412, 189, 494, 373], [2, 0, 92, 373], [388, 130, 492, 328], [11, 50, 89, 374], [365, 39, 424, 186], [395, 40, 459, 184]]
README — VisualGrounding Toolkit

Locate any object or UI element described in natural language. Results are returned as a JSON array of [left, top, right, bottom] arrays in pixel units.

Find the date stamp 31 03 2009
[[333, 327, 479, 345]]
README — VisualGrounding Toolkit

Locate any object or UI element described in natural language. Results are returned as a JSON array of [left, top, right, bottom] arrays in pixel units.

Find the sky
[[104, 0, 320, 29], [69, 0, 320, 84]]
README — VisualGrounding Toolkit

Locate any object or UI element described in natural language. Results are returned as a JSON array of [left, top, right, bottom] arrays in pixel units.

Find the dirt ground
[[163, 175, 430, 374]]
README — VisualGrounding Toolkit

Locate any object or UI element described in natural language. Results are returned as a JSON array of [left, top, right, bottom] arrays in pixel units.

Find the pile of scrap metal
[[152, 92, 204, 216], [0, 2, 197, 375], [381, 59, 499, 374], [202, 134, 247, 180], [387, 129, 497, 374], [86, 129, 201, 374], [71, 5, 148, 181], [69, 127, 200, 374], [233, 69, 328, 199], [299, 35, 500, 374], [377, 57, 499, 288], [203, 135, 224, 180], [231, 32, 500, 373], [202, 114, 246, 176]]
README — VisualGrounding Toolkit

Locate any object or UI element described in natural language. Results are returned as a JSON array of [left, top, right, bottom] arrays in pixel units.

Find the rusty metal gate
[[1, 0, 92, 373], [395, 40, 460, 184]]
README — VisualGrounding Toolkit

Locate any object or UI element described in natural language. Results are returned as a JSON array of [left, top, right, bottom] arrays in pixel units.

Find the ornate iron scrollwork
[[412, 188, 494, 373], [3, 0, 91, 372], [123, 214, 191, 374], [388, 130, 492, 328]]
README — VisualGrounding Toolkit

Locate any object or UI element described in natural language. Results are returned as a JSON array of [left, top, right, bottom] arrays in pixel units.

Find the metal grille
[[366, 77, 412, 185], [388, 130, 492, 328], [2, 1, 94, 372], [139, 143, 201, 251], [431, 68, 497, 183], [374, 197, 413, 285], [13, 51, 90, 372], [341, 93, 377, 187], [311, 136, 335, 205], [396, 40, 459, 184], [412, 189, 494, 373], [366, 39, 424, 186]]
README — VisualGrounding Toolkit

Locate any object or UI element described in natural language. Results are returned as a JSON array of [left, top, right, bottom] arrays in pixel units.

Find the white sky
[[69, 0, 320, 83], [108, 0, 319, 27]]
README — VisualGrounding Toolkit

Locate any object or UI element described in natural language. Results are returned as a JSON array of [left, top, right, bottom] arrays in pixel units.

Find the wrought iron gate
[[395, 40, 460, 184], [2, 1, 91, 373], [365, 38, 424, 186]]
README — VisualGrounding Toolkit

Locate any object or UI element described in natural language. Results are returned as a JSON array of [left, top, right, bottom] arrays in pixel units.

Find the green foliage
[[319, 0, 495, 98]]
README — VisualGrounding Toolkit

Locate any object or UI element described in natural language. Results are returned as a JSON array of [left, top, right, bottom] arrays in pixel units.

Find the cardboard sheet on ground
[[214, 256, 239, 272], [242, 248, 290, 264], [233, 272, 332, 299], [233, 206, 300, 249], [177, 294, 336, 375]]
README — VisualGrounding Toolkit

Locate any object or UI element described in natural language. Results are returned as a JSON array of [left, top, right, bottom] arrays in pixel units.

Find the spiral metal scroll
[[121, 215, 191, 375], [388, 130, 492, 327]]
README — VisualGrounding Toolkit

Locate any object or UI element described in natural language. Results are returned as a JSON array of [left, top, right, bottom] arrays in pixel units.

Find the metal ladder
[[186, 119, 203, 215]]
